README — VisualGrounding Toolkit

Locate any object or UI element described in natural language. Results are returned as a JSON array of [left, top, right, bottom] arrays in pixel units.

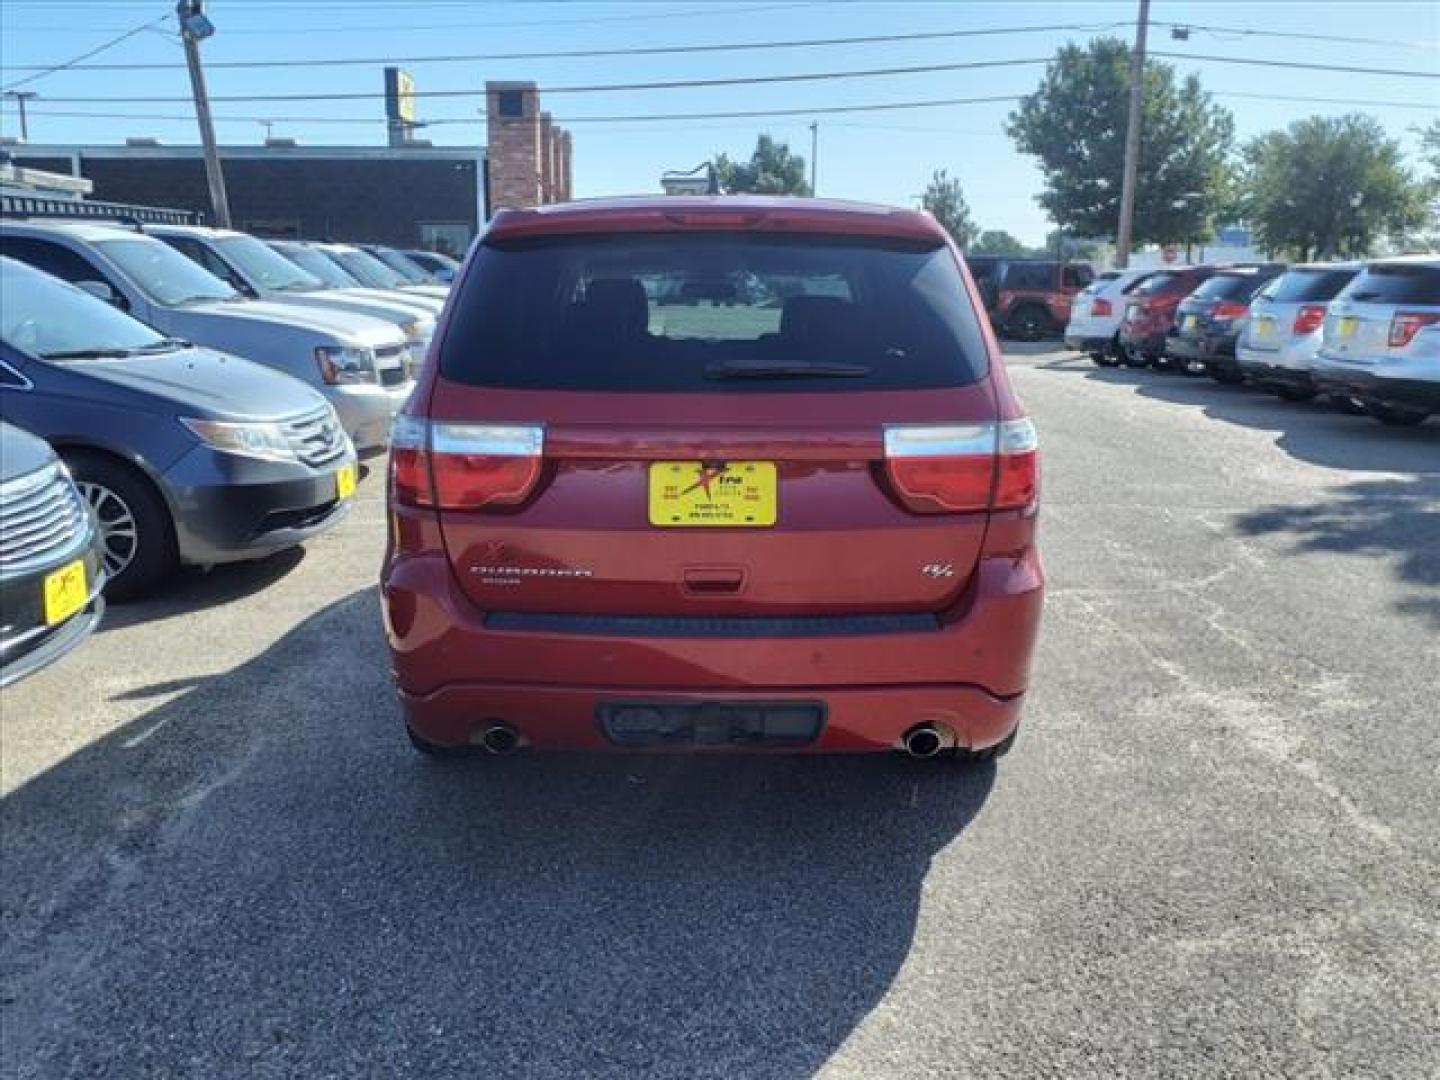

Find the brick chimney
[[538, 111, 555, 203], [485, 81, 542, 210], [557, 128, 574, 202]]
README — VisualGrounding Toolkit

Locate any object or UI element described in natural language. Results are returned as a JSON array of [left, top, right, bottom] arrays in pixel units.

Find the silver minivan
[[1313, 256, 1440, 427], [149, 224, 438, 357], [0, 221, 414, 451], [1236, 263, 1360, 401]]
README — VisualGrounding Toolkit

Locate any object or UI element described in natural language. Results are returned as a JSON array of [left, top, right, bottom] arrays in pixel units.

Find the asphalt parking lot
[[2, 345, 1437, 1079]]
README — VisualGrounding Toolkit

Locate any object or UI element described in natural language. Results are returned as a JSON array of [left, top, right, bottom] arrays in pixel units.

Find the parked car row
[[1063, 256, 1440, 427]]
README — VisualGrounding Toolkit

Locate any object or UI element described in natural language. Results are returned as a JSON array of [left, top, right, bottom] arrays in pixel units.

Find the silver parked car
[[312, 242, 450, 301], [148, 224, 437, 357], [0, 221, 414, 451], [267, 239, 445, 320], [1313, 256, 1440, 427], [1236, 263, 1360, 401]]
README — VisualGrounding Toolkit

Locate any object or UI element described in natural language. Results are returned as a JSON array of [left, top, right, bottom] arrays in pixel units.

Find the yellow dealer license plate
[[1337, 316, 1358, 338], [1183, 315, 1199, 332], [1254, 317, 1275, 340], [43, 559, 88, 626], [649, 462, 777, 527], [335, 463, 357, 500]]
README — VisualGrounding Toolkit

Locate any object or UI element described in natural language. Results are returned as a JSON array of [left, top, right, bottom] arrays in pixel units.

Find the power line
[[1148, 50, 1440, 81], [0, 22, 1129, 72], [1, 14, 171, 92], [11, 57, 1058, 104], [1151, 20, 1439, 51]]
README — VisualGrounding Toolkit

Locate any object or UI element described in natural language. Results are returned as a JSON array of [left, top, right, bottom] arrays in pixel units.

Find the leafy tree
[[1044, 229, 1103, 261], [1006, 37, 1235, 245], [919, 170, 978, 248], [1418, 119, 1440, 180], [713, 134, 810, 195], [970, 229, 1030, 256], [1241, 114, 1429, 260]]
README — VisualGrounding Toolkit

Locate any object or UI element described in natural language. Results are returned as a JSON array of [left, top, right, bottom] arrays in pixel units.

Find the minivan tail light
[[1293, 304, 1327, 335], [1388, 311, 1440, 348], [389, 417, 544, 510], [884, 420, 1038, 514], [1092, 298, 1113, 317]]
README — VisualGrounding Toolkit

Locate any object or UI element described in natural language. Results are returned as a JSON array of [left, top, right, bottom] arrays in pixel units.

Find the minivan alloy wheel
[[76, 481, 139, 579]]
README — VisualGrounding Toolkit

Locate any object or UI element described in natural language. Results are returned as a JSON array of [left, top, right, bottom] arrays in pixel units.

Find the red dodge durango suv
[[381, 197, 1043, 761]]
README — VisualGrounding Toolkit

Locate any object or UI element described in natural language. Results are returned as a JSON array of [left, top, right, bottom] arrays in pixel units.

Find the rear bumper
[[382, 548, 1043, 753], [1064, 333, 1112, 353], [1118, 328, 1167, 356], [1311, 362, 1440, 411], [1235, 356, 1317, 393]]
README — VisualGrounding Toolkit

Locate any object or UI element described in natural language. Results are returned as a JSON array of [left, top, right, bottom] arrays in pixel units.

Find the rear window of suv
[[1341, 263, 1440, 305], [1188, 274, 1261, 302], [1261, 268, 1357, 303], [438, 233, 990, 391]]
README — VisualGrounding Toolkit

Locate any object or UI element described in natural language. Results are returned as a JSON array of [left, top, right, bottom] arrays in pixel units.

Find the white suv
[[1064, 268, 1151, 366], [1313, 256, 1440, 427]]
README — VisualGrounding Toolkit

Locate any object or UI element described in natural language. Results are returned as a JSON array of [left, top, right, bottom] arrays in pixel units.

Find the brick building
[[4, 81, 573, 251]]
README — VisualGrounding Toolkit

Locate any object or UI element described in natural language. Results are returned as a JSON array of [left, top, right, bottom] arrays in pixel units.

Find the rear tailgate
[[429, 384, 998, 617]]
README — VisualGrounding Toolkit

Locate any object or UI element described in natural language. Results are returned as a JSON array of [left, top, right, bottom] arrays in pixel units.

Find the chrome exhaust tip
[[902, 725, 944, 759], [479, 722, 520, 755]]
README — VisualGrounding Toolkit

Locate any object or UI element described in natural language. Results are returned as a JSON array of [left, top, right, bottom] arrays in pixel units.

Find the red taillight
[[1092, 298, 1113, 317], [884, 420, 1039, 514], [1293, 305, 1327, 335], [1388, 311, 1440, 348], [389, 416, 544, 510], [1213, 299, 1248, 321]]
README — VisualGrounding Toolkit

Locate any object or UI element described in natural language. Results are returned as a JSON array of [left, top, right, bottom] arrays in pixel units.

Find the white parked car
[[1063, 268, 1152, 366], [1313, 256, 1440, 427], [1235, 263, 1360, 401]]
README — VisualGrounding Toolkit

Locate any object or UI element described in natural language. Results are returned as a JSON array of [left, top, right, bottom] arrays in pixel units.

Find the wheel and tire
[[1276, 385, 1318, 403], [64, 452, 176, 602], [1090, 351, 1119, 368], [1121, 347, 1150, 369], [1366, 402, 1430, 427], [955, 727, 1018, 766], [1005, 305, 1053, 343], [1329, 394, 1367, 415], [1210, 367, 1245, 386]]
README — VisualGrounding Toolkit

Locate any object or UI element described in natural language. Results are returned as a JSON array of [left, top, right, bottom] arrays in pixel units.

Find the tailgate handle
[[683, 568, 745, 594]]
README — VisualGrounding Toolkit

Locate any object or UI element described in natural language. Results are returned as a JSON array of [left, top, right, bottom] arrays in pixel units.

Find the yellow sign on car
[[1337, 316, 1358, 339], [648, 462, 777, 527], [43, 559, 88, 626], [336, 463, 357, 500]]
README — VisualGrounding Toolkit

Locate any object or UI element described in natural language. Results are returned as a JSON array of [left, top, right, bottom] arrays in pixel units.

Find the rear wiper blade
[[134, 337, 191, 352], [705, 360, 871, 380], [41, 347, 144, 359]]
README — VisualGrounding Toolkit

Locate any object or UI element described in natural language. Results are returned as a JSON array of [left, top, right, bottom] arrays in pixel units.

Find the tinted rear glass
[[1188, 274, 1258, 302], [1261, 268, 1357, 303], [1000, 263, 1055, 290], [438, 233, 989, 391], [1131, 271, 1185, 295], [1120, 273, 1153, 294], [1342, 263, 1440, 305]]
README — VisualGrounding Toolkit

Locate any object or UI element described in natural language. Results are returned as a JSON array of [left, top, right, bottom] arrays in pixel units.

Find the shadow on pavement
[[2, 590, 994, 1078], [98, 546, 308, 633], [1235, 474, 1440, 627], [1049, 357, 1440, 475]]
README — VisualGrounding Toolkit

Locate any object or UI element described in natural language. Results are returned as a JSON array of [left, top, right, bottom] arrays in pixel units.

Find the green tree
[[1241, 115, 1428, 260], [713, 134, 810, 195], [1006, 37, 1235, 245], [970, 229, 1030, 256], [1418, 119, 1440, 180], [919, 169, 978, 247]]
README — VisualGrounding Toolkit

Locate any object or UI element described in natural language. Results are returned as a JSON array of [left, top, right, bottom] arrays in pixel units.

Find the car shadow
[[2, 589, 994, 1078], [1066, 360, 1440, 474], [1234, 474, 1440, 627], [97, 546, 308, 632]]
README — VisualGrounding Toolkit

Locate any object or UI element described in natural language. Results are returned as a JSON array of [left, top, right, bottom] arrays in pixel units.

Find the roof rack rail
[[0, 193, 202, 228]]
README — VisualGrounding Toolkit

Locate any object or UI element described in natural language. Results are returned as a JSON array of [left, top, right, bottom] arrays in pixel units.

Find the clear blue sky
[[2, 0, 1437, 245]]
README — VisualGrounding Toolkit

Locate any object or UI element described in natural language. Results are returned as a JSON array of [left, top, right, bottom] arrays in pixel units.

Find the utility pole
[[809, 121, 819, 196], [3, 91, 37, 142], [176, 0, 232, 228], [1114, 0, 1150, 268]]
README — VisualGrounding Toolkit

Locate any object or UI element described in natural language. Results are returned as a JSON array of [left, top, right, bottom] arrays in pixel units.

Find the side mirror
[[76, 280, 126, 309]]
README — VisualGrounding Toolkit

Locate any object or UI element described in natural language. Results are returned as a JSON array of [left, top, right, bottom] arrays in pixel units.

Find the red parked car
[[1116, 265, 1218, 368], [381, 197, 1043, 762]]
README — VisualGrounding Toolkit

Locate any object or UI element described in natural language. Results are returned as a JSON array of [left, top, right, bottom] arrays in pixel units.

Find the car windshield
[[95, 237, 240, 306], [275, 244, 360, 288], [0, 258, 171, 359], [1189, 275, 1259, 302], [369, 248, 431, 284], [438, 232, 989, 392], [331, 248, 407, 289], [1260, 268, 1358, 303], [216, 235, 324, 292], [1342, 263, 1440, 305], [1130, 271, 1184, 296]]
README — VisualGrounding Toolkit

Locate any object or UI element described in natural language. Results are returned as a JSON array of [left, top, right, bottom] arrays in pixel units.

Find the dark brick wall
[[9, 153, 480, 247]]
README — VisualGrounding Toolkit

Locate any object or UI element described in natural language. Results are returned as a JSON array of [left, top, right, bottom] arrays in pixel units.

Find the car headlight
[[315, 345, 377, 385], [181, 418, 297, 463]]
